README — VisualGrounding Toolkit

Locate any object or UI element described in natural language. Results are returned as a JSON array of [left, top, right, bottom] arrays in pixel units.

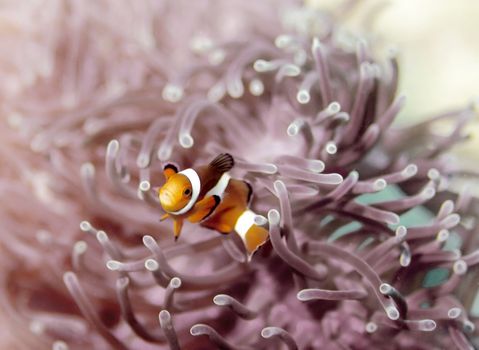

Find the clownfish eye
[[184, 188, 191, 196]]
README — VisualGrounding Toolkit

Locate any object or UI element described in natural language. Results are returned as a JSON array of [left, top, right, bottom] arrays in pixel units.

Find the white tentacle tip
[[207, 83, 226, 102], [107, 139, 119, 155], [74, 241, 88, 254], [137, 154, 150, 168], [213, 294, 230, 306], [463, 320, 475, 333], [190, 324, 211, 336], [427, 168, 440, 180], [387, 214, 401, 225], [325, 142, 337, 155], [386, 306, 400, 320], [447, 307, 461, 319], [297, 89, 311, 104], [254, 215, 268, 226], [379, 283, 392, 295], [312, 37, 321, 51], [106, 260, 122, 271], [63, 271, 76, 285], [179, 133, 194, 148], [52, 340, 69, 350], [403, 164, 418, 177], [79, 221, 91, 232], [157, 146, 172, 162], [227, 79, 244, 99], [281, 64, 301, 77], [418, 319, 436, 332], [296, 289, 312, 302], [395, 226, 407, 240], [159, 309, 171, 324], [399, 251, 411, 267], [262, 163, 278, 174], [436, 229, 449, 242], [349, 170, 359, 181], [249, 79, 264, 96], [96, 230, 108, 243], [253, 59, 272, 72], [261, 327, 278, 339], [331, 174, 344, 184], [139, 180, 151, 192], [267, 209, 281, 226], [169, 277, 182, 288], [275, 34, 294, 49], [453, 260, 468, 275], [142, 235, 156, 247], [29, 320, 45, 335], [145, 258, 159, 271], [374, 179, 387, 191], [365, 322, 377, 333], [273, 180, 286, 192], [80, 162, 95, 177], [162, 84, 184, 103]]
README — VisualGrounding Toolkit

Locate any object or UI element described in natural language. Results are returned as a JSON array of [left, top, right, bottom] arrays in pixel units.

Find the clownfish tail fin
[[209, 153, 234, 173], [234, 209, 269, 261], [244, 225, 269, 261]]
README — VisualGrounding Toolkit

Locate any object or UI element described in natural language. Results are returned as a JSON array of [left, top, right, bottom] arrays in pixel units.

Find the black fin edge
[[244, 181, 253, 204], [164, 163, 178, 173], [209, 153, 234, 173], [201, 195, 221, 222]]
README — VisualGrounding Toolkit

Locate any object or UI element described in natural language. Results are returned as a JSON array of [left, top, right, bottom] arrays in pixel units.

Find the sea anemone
[[1, 1, 478, 349]]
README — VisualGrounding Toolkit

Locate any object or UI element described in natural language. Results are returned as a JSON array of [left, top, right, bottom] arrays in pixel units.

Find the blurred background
[[311, 0, 479, 315], [310, 0, 479, 119], [309, 0, 479, 193]]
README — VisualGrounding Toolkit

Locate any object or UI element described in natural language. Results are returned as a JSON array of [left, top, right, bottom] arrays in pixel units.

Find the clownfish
[[158, 153, 269, 259]]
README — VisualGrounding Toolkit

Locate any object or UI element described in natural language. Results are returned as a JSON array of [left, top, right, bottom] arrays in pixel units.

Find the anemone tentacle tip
[[213, 294, 229, 306], [144, 259, 159, 271], [106, 260, 121, 271], [170, 277, 182, 288], [107, 139, 119, 154], [52, 340, 69, 350], [139, 180, 151, 191], [261, 327, 274, 338], [267, 209, 281, 225], [79, 221, 91, 231], [365, 322, 377, 333], [142, 235, 155, 246], [159, 309, 171, 322], [386, 306, 400, 320]]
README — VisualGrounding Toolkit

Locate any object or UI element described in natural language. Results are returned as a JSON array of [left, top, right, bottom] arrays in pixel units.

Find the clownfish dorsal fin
[[209, 153, 234, 173], [163, 163, 178, 180]]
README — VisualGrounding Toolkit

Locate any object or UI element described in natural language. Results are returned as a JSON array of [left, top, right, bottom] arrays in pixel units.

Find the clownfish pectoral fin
[[163, 163, 178, 181], [173, 218, 183, 242], [214, 223, 233, 234], [187, 195, 221, 223], [159, 213, 170, 222], [209, 153, 234, 173]]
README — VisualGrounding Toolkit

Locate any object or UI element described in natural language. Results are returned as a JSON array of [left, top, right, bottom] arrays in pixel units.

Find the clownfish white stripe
[[205, 172, 231, 199], [234, 209, 256, 241], [170, 168, 201, 215]]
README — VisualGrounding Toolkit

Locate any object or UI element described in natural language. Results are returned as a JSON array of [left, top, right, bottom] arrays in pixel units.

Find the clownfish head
[[159, 173, 193, 213]]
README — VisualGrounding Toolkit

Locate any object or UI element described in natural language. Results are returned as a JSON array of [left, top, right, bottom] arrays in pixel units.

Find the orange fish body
[[158, 154, 269, 259]]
